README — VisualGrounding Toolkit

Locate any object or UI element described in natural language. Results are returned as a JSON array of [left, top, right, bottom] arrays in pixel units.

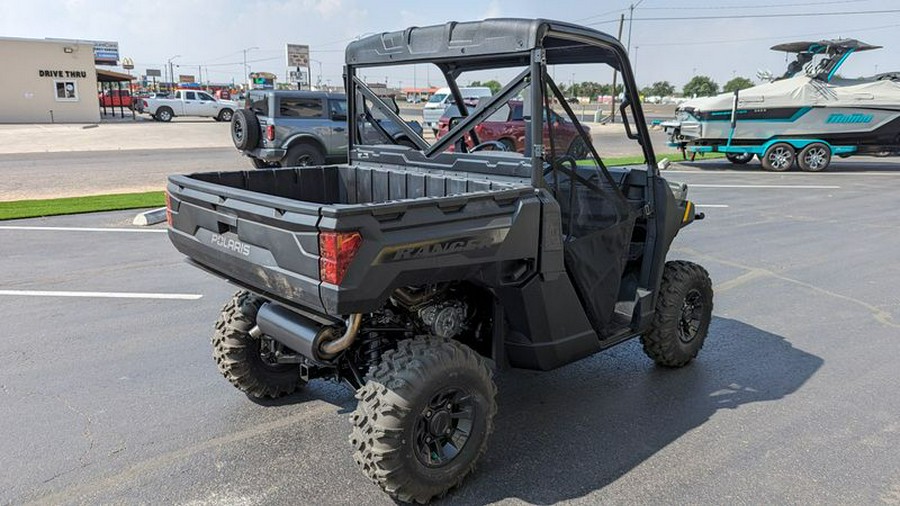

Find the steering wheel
[[543, 154, 578, 176], [470, 140, 510, 152]]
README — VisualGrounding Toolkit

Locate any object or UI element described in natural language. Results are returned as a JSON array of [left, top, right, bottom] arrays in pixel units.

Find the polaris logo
[[376, 230, 509, 263], [826, 113, 873, 124], [211, 233, 251, 256]]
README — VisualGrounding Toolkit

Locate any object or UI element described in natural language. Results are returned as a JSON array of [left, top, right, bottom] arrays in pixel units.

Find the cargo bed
[[167, 164, 539, 316]]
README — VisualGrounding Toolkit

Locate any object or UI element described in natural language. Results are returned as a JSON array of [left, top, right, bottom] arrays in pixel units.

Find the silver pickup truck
[[230, 89, 423, 168], [141, 89, 238, 122]]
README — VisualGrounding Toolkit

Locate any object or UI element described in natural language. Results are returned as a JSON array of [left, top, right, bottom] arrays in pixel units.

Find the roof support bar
[[352, 76, 429, 150], [441, 68, 480, 148], [424, 67, 531, 158]]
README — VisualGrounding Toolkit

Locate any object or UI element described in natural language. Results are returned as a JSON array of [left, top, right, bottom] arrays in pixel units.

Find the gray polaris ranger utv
[[166, 18, 713, 504]]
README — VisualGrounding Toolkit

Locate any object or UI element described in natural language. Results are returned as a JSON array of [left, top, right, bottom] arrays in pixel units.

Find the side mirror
[[657, 158, 671, 171]]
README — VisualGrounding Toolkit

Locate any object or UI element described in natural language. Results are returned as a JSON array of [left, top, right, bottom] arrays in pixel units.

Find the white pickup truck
[[141, 89, 238, 122]]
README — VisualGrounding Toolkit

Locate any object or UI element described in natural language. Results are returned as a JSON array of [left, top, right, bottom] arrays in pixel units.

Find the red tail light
[[164, 192, 173, 227], [319, 231, 362, 285], [266, 125, 275, 141], [143, 99, 148, 108]]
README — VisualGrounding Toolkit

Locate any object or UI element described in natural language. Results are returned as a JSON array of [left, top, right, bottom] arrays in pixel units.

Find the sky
[[2, 0, 899, 91]]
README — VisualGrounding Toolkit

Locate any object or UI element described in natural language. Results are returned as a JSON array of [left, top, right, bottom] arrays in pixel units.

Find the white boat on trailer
[[663, 39, 900, 171]]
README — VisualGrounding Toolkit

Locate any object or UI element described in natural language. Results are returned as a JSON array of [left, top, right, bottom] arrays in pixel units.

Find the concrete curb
[[133, 207, 167, 226]]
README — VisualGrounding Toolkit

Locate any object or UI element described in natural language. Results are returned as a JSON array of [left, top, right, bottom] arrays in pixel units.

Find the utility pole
[[610, 14, 625, 123], [242, 46, 259, 89], [167, 54, 181, 92], [626, 0, 644, 56]]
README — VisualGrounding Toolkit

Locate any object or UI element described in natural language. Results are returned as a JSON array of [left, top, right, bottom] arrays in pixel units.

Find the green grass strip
[[0, 191, 165, 221], [588, 152, 727, 167]]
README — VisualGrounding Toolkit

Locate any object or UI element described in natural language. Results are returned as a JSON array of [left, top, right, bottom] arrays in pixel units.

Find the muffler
[[254, 303, 361, 362]]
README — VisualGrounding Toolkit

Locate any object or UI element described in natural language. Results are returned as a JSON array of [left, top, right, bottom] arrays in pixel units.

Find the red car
[[436, 100, 589, 158], [98, 89, 133, 108]]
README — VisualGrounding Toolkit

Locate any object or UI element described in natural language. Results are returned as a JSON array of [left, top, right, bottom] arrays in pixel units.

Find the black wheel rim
[[678, 289, 704, 343], [296, 154, 313, 166], [414, 387, 475, 468]]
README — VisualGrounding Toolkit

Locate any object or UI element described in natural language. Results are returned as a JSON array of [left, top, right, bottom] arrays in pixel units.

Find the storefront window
[[54, 81, 78, 101]]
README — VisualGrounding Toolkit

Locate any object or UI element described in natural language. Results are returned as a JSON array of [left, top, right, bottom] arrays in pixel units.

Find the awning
[[96, 69, 135, 82]]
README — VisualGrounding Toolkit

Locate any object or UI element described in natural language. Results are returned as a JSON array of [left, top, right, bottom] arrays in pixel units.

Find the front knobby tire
[[212, 291, 305, 399], [641, 261, 714, 367], [349, 336, 497, 504]]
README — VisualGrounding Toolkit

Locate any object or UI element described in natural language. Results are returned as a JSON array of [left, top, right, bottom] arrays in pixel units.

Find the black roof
[[771, 39, 882, 53], [345, 18, 624, 71]]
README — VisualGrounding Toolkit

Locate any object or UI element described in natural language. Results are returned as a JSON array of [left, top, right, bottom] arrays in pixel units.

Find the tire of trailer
[[797, 142, 832, 172], [725, 152, 754, 164], [761, 142, 796, 172]]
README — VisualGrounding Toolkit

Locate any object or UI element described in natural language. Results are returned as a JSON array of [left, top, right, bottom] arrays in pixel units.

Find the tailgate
[[166, 175, 326, 314]]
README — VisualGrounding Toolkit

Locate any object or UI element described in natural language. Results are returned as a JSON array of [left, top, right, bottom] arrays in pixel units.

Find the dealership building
[[0, 37, 127, 123]]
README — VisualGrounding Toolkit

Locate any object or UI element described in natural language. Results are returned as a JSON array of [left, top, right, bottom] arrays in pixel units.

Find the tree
[[723, 76, 754, 93], [683, 76, 719, 97], [470, 80, 502, 94], [642, 81, 675, 97]]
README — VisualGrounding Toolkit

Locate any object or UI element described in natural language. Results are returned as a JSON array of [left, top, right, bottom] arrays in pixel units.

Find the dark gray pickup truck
[[167, 18, 713, 504]]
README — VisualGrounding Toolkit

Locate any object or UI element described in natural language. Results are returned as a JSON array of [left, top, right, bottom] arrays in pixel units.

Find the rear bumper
[[245, 147, 287, 162]]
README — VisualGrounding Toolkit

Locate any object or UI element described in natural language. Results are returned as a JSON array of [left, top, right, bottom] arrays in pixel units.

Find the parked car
[[422, 86, 492, 133], [435, 100, 589, 158], [231, 89, 423, 168], [98, 89, 133, 109], [140, 89, 238, 122]]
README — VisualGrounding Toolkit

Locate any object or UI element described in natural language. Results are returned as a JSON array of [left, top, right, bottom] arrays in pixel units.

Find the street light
[[309, 58, 324, 89], [167, 55, 181, 91], [242, 46, 259, 89]]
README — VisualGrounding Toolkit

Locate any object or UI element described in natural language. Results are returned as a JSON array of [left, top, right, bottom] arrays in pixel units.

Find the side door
[[195, 91, 219, 117], [169, 90, 187, 116], [327, 98, 349, 157], [180, 91, 202, 116]]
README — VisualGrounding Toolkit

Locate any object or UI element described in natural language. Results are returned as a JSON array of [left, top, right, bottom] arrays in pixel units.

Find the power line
[[639, 0, 872, 9], [586, 8, 900, 24], [639, 22, 900, 47]]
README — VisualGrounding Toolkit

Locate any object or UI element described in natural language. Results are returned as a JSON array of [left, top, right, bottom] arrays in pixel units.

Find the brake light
[[319, 231, 362, 285], [143, 99, 148, 108], [164, 192, 173, 227], [266, 125, 275, 141]]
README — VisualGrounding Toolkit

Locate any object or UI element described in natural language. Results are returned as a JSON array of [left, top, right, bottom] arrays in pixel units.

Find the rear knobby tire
[[212, 291, 305, 399], [350, 336, 497, 504], [641, 261, 713, 367]]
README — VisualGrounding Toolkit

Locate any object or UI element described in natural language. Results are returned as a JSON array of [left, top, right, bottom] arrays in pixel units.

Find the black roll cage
[[344, 19, 658, 190]]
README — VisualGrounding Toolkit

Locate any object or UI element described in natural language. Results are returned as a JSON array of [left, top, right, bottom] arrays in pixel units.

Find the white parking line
[[689, 184, 840, 189], [0, 226, 167, 233], [695, 204, 729, 208], [665, 170, 899, 177], [0, 290, 201, 300]]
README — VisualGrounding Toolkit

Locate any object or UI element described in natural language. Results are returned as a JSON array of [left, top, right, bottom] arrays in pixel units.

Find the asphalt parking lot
[[2, 159, 900, 505]]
